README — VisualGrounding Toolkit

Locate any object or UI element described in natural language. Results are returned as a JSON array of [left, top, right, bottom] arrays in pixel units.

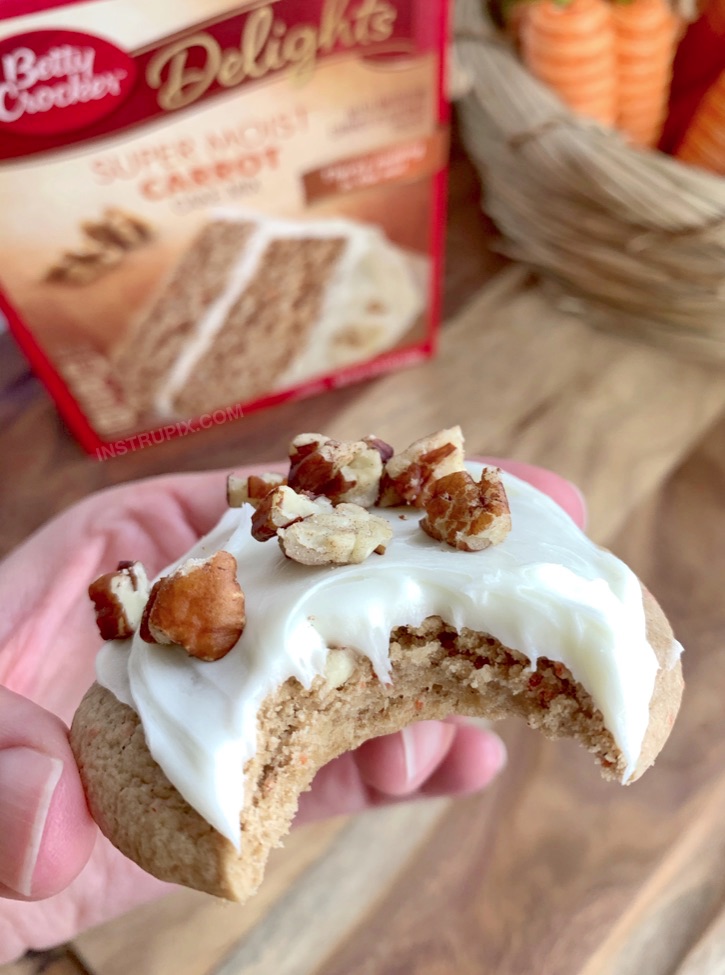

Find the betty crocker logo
[[0, 30, 136, 136]]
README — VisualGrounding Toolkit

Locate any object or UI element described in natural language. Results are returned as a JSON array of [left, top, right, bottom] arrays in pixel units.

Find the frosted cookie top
[[90, 428, 677, 847]]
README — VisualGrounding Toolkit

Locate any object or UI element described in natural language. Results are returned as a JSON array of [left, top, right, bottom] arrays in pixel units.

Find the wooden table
[[3, 131, 725, 975]]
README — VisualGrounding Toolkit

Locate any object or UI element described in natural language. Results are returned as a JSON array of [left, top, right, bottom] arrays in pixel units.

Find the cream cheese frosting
[[96, 465, 674, 847]]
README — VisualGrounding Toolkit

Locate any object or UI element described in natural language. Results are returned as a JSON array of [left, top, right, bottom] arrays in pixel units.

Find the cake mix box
[[0, 0, 449, 456]]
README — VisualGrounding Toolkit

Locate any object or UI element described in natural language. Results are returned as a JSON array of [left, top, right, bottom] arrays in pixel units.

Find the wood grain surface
[[1, 131, 725, 975]]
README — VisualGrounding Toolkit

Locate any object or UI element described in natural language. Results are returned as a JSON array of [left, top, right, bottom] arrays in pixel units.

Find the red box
[[0, 0, 449, 457]]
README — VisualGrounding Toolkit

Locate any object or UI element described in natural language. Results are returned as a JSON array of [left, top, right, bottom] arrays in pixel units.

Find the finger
[[354, 721, 456, 797], [294, 752, 372, 826], [357, 721, 507, 800], [295, 721, 508, 826], [418, 719, 508, 798], [479, 457, 587, 530], [294, 722, 459, 824], [0, 687, 95, 900]]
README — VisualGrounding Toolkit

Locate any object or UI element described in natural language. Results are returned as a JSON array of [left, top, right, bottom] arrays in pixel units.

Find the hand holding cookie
[[0, 459, 580, 963]]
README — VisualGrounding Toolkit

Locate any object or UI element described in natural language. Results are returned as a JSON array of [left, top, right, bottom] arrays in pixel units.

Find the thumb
[[0, 686, 95, 900]]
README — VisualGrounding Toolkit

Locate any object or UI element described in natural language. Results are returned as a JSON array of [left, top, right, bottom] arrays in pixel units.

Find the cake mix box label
[[0, 0, 449, 456]]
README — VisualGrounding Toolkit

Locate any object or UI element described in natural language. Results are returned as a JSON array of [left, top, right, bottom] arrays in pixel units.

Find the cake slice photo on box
[[112, 211, 426, 421], [72, 427, 684, 903]]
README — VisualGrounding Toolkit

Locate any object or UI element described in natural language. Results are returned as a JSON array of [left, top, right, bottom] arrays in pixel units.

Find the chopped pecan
[[278, 503, 393, 566], [139, 551, 245, 661], [88, 561, 150, 640], [287, 433, 389, 507], [227, 471, 286, 508], [251, 486, 331, 541], [420, 467, 512, 551], [378, 426, 465, 508]]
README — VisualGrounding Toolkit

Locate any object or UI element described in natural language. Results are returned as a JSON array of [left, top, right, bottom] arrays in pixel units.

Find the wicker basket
[[454, 0, 725, 362]]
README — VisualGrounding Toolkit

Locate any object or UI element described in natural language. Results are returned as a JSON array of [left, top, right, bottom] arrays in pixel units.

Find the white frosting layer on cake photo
[[119, 209, 426, 421]]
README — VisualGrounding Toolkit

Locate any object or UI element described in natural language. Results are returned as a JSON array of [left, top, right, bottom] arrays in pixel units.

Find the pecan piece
[[251, 486, 331, 541], [88, 561, 150, 640], [227, 471, 286, 508], [279, 503, 393, 566], [378, 426, 465, 508], [139, 551, 245, 661], [420, 468, 512, 551], [287, 433, 390, 507]]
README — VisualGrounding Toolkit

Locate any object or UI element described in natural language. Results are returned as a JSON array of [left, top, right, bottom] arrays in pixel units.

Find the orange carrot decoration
[[520, 0, 617, 127], [676, 65, 725, 174], [612, 0, 681, 149]]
